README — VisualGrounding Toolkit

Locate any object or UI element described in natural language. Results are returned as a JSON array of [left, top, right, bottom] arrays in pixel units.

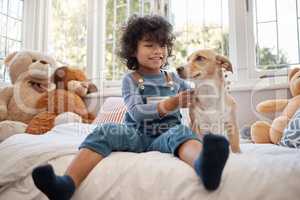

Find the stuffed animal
[[0, 51, 57, 141], [251, 68, 300, 145], [26, 66, 97, 134]]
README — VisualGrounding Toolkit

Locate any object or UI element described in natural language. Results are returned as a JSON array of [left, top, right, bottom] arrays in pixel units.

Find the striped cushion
[[93, 97, 127, 124]]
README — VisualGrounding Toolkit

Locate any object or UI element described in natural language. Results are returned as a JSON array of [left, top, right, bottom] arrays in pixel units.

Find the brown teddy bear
[[26, 66, 97, 134], [250, 68, 300, 144], [0, 51, 57, 141]]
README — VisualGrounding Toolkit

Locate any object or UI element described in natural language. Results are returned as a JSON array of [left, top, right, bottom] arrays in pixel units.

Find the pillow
[[93, 97, 127, 124], [280, 108, 300, 148]]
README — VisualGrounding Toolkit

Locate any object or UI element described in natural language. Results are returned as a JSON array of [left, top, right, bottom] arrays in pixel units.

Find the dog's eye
[[32, 59, 37, 63], [195, 56, 205, 62]]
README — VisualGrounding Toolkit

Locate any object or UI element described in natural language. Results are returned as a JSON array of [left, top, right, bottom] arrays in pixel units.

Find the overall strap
[[131, 70, 174, 91], [131, 71, 145, 90], [163, 70, 174, 90]]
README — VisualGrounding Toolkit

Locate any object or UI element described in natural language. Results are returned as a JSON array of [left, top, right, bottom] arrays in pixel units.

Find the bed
[[0, 97, 300, 200]]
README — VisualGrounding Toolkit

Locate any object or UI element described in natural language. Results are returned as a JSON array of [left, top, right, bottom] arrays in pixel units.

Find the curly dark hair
[[119, 15, 175, 70]]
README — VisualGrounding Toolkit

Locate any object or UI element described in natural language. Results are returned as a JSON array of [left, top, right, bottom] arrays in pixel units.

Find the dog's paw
[[231, 145, 241, 153]]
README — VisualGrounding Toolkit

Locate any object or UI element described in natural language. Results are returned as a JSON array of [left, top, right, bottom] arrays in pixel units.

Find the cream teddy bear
[[251, 68, 300, 145], [0, 51, 57, 141]]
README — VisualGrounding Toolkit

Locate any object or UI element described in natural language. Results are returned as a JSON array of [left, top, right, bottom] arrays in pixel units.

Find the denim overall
[[79, 71, 200, 157]]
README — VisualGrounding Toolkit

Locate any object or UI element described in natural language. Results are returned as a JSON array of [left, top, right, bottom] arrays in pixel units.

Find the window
[[105, 0, 229, 81], [0, 0, 23, 82], [46, 0, 231, 84], [27, 0, 300, 87], [105, 0, 156, 81], [48, 0, 88, 71], [253, 0, 300, 70], [169, 0, 229, 68]]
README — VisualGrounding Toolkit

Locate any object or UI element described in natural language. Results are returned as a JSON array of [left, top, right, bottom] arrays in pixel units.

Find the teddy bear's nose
[[40, 60, 48, 64]]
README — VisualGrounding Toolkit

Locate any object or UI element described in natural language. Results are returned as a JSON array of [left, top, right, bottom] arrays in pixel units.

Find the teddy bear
[[250, 67, 300, 145], [0, 51, 57, 141], [25, 66, 97, 134]]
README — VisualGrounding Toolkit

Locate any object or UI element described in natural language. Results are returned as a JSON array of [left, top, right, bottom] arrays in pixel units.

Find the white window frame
[[0, 0, 25, 82], [101, 0, 264, 86], [104, 0, 166, 86], [22, 0, 289, 92], [86, 0, 106, 90], [23, 0, 51, 52], [227, 0, 253, 83], [22, 0, 106, 88], [225, 0, 289, 87], [244, 0, 289, 80]]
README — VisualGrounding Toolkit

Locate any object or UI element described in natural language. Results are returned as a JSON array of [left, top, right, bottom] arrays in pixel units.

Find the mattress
[[0, 123, 299, 200]]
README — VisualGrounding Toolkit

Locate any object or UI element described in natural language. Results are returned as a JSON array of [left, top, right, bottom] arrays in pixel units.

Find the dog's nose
[[176, 66, 184, 73], [40, 60, 48, 64]]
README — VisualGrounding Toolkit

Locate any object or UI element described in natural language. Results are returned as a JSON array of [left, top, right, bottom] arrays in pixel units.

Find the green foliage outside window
[[257, 47, 289, 70], [51, 0, 88, 71]]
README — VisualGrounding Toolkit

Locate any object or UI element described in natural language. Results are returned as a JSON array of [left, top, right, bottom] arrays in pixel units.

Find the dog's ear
[[216, 55, 233, 72], [88, 82, 98, 93]]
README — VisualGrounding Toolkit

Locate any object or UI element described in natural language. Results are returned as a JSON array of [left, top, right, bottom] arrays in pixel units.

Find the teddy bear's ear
[[4, 51, 18, 66], [88, 83, 98, 93], [53, 66, 68, 83], [288, 68, 300, 82]]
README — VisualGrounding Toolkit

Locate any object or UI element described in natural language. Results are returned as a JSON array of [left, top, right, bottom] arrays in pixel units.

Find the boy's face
[[135, 38, 168, 72]]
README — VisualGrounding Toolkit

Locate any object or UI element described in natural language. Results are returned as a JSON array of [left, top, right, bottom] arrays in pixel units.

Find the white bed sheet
[[0, 123, 300, 200]]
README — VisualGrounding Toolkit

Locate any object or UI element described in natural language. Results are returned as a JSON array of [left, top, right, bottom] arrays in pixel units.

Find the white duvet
[[0, 123, 300, 200]]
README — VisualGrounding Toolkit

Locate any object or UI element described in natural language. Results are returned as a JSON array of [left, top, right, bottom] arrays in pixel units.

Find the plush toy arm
[[270, 116, 289, 144], [281, 96, 300, 119], [0, 86, 13, 121], [35, 92, 50, 109], [26, 111, 57, 134], [256, 99, 289, 113]]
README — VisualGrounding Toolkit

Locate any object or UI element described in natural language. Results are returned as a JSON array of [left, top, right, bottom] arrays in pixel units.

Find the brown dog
[[177, 49, 241, 153]]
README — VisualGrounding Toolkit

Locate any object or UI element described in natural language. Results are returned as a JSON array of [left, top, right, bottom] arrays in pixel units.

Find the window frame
[[22, 0, 292, 91], [23, 0, 50, 52], [22, 0, 106, 88], [0, 0, 25, 82], [86, 0, 106, 90], [244, 0, 289, 80], [104, 0, 166, 82], [228, 0, 257, 82]]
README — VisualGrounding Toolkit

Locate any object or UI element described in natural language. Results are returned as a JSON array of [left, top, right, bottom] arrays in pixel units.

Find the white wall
[[231, 87, 291, 128]]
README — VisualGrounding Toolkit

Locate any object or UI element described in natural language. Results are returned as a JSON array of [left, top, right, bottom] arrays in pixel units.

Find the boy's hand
[[157, 89, 195, 117], [176, 89, 195, 108]]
